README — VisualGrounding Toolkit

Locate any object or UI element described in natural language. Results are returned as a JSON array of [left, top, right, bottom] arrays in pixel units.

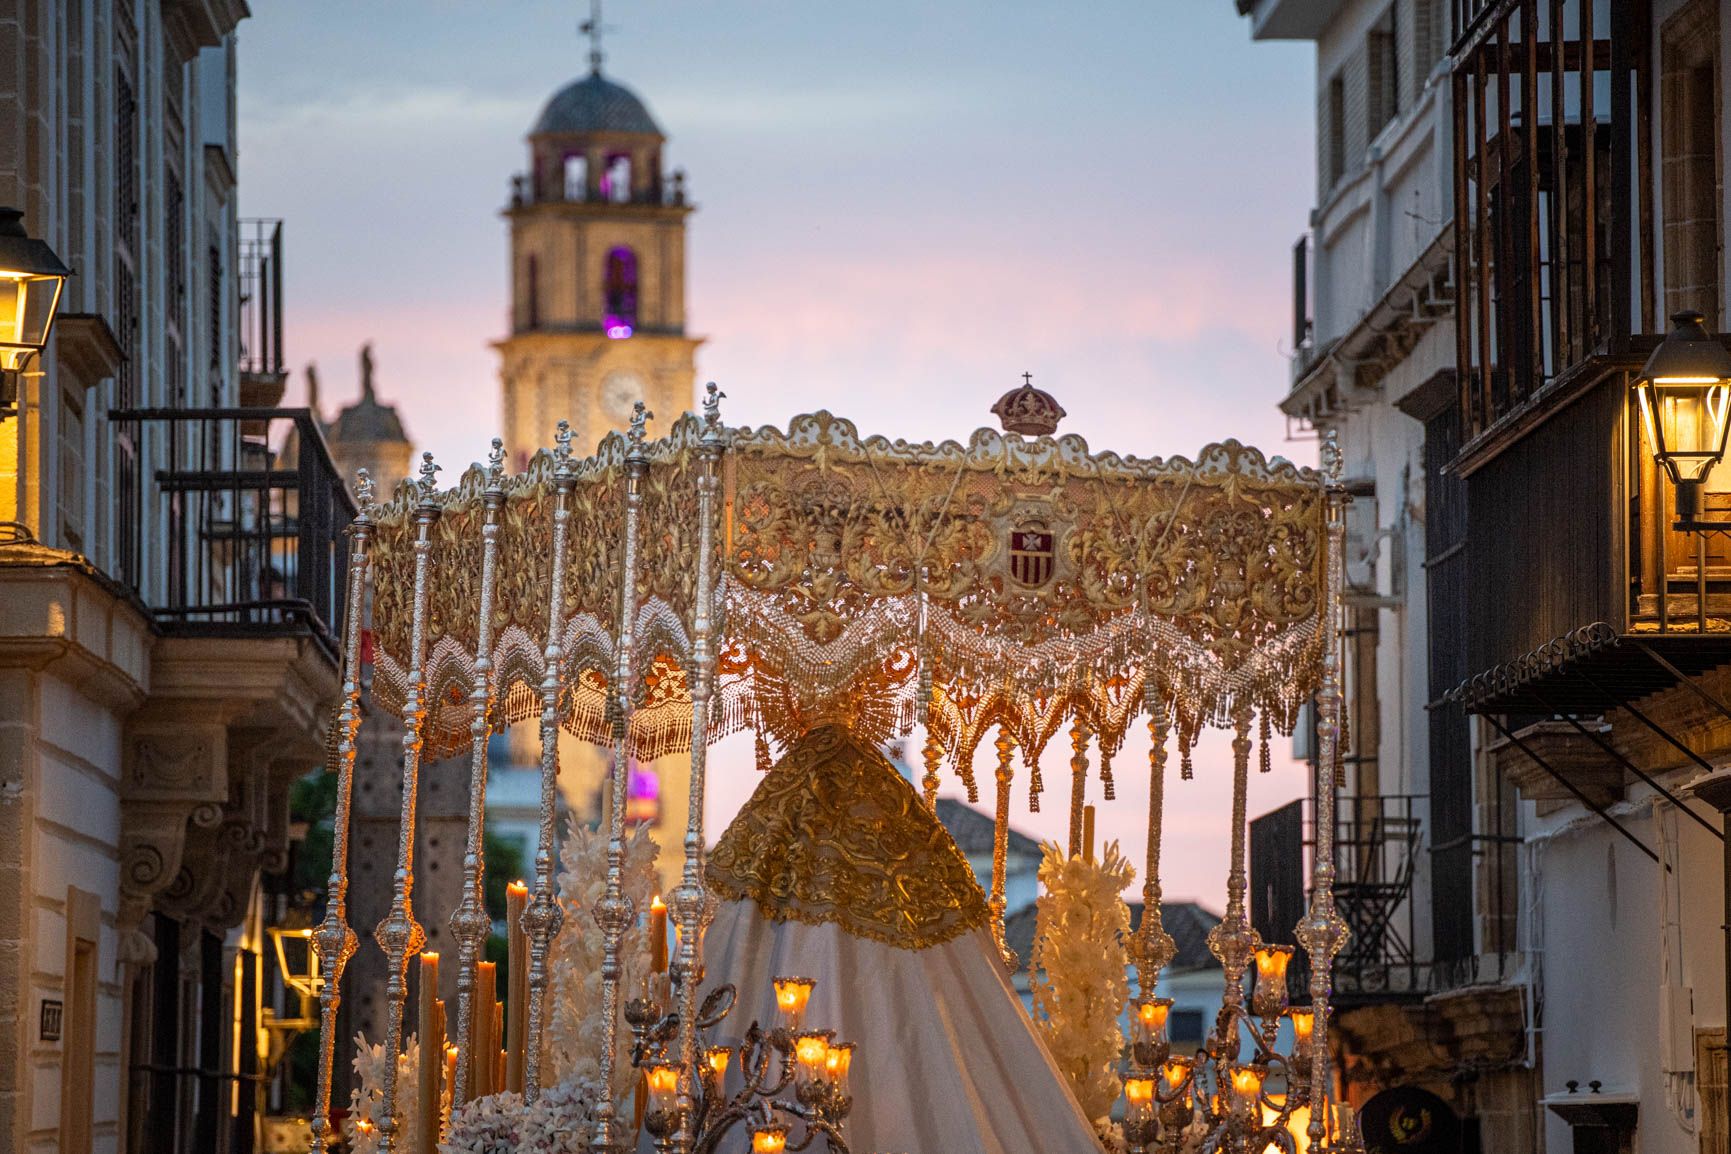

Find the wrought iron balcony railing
[[109, 407, 355, 658], [238, 220, 284, 380], [1253, 794, 1465, 1006]]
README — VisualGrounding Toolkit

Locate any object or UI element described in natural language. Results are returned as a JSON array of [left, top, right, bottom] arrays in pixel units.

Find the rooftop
[[1004, 899, 1223, 976], [532, 70, 663, 138], [936, 798, 1041, 861]]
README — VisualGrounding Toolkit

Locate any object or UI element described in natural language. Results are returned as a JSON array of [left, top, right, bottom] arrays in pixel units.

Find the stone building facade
[[0, 4, 348, 1152]]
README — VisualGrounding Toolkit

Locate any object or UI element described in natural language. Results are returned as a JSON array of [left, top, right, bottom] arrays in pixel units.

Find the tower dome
[[531, 71, 663, 139]]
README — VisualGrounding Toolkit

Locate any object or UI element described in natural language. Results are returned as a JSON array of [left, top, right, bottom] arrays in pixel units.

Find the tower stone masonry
[[495, 53, 699, 892], [497, 61, 701, 466]]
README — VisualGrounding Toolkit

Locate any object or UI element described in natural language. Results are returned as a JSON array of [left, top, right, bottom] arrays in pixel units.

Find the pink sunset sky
[[237, 1, 1318, 909]]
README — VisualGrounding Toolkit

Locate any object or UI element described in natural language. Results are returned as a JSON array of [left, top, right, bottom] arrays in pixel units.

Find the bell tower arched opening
[[604, 247, 638, 338]]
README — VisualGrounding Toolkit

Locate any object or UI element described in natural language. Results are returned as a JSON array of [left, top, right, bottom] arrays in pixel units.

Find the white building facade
[[1244, 1, 1731, 1151]]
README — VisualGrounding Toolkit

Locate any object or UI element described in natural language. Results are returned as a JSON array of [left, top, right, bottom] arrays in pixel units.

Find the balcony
[[1451, 0, 1651, 446], [508, 169, 689, 211], [108, 407, 355, 660], [1250, 794, 1464, 1007], [238, 219, 287, 407]]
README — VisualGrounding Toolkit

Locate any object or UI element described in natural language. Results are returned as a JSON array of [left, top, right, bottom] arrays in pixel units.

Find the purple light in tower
[[603, 245, 638, 340]]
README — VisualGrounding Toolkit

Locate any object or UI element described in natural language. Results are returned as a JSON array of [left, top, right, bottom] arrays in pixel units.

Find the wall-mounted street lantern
[[1636, 310, 1731, 525], [0, 207, 70, 422], [262, 925, 321, 1074]]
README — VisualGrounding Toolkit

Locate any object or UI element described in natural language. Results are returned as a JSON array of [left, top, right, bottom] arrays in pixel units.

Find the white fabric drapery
[[697, 898, 1104, 1154]]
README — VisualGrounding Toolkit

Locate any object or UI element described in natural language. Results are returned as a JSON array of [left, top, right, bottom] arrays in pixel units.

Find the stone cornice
[[0, 554, 152, 709]]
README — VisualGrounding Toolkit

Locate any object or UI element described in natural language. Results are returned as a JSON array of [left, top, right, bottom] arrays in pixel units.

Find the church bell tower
[[498, 26, 699, 462]]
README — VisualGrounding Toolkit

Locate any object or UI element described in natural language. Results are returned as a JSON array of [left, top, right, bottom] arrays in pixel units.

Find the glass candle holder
[[646, 1062, 679, 1120], [1252, 945, 1294, 1018], [773, 976, 815, 1032], [1123, 1074, 1156, 1122], [1160, 1056, 1193, 1104], [1227, 1063, 1264, 1122], [1130, 997, 1172, 1066], [1286, 1006, 1316, 1054], [824, 1041, 855, 1095], [704, 1045, 733, 1082], [793, 1031, 831, 1086], [751, 1126, 789, 1154]]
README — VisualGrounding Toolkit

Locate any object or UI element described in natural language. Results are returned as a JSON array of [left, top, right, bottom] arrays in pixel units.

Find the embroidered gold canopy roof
[[363, 409, 1330, 777]]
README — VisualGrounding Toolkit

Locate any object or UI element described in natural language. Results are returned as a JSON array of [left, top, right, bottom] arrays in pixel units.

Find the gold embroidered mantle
[[705, 725, 991, 949], [362, 410, 1330, 773]]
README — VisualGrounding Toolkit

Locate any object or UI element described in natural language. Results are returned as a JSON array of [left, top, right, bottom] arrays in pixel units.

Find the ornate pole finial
[[1321, 427, 1342, 483], [354, 468, 375, 511], [416, 451, 442, 502], [628, 401, 653, 456], [486, 437, 506, 484], [702, 381, 726, 429], [554, 420, 573, 470]]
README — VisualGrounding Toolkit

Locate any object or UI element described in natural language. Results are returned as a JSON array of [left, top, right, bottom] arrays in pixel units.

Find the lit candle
[[1082, 803, 1096, 863], [492, 999, 506, 1091], [1287, 1006, 1317, 1055], [649, 895, 668, 974], [1228, 1063, 1264, 1121], [443, 1045, 458, 1119], [751, 1126, 789, 1154], [1252, 944, 1294, 1017], [506, 881, 528, 1093], [773, 976, 815, 1031], [1134, 998, 1171, 1043], [416, 952, 440, 1153]]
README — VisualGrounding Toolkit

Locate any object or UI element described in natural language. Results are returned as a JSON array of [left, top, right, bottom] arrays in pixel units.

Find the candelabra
[[630, 973, 855, 1154], [1117, 943, 1362, 1154]]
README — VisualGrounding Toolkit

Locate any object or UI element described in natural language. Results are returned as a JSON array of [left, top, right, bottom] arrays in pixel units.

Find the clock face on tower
[[601, 370, 646, 426]]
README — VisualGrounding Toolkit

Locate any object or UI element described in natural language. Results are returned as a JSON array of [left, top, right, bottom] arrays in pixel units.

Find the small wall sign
[[39, 999, 63, 1042]]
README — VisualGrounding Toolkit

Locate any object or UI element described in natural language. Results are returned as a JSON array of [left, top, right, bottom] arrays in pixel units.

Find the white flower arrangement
[[441, 1075, 603, 1153], [344, 1031, 425, 1154], [542, 815, 660, 1101], [1030, 839, 1135, 1125]]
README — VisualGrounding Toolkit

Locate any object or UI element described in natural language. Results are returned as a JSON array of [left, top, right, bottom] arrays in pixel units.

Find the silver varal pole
[[450, 441, 508, 1105], [375, 453, 443, 1151], [1297, 430, 1350, 1145], [524, 423, 577, 1100], [592, 403, 652, 1151], [670, 386, 725, 1152], [308, 470, 376, 1154]]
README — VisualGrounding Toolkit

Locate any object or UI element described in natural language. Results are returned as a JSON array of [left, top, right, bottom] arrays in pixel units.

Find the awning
[[1449, 622, 1731, 716], [1448, 622, 1729, 863]]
